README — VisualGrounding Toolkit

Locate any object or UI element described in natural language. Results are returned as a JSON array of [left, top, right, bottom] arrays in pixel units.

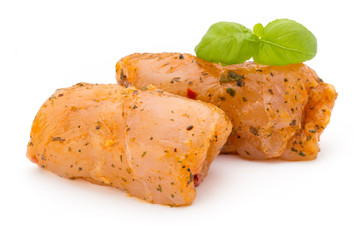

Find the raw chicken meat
[[116, 53, 337, 160], [27, 83, 232, 206]]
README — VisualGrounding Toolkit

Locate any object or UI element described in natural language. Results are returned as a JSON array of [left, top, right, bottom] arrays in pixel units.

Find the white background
[[1, 0, 359, 239]]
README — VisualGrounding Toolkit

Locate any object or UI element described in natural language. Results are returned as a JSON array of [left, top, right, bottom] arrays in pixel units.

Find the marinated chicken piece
[[27, 83, 232, 206], [116, 53, 337, 160]]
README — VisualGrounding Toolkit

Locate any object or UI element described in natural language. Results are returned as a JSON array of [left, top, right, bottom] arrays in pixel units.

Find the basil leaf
[[195, 22, 259, 65], [253, 19, 317, 65], [253, 23, 264, 38]]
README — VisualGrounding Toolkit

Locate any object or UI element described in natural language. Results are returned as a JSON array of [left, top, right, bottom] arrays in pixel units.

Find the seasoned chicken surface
[[116, 53, 337, 160], [27, 83, 232, 206]]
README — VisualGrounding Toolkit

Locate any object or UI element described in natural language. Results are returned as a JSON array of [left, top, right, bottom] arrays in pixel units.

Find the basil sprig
[[195, 19, 317, 66], [194, 22, 259, 65], [253, 19, 317, 65]]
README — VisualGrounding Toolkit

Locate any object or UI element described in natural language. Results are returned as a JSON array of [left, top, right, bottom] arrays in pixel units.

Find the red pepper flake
[[186, 88, 197, 100], [30, 157, 38, 164], [194, 174, 201, 187]]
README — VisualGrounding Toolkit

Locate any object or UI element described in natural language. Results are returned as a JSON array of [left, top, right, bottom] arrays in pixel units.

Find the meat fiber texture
[[116, 53, 337, 161], [27, 83, 232, 206]]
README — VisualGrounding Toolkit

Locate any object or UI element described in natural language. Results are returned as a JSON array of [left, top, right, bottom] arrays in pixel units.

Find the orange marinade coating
[[116, 53, 337, 160], [27, 83, 231, 206]]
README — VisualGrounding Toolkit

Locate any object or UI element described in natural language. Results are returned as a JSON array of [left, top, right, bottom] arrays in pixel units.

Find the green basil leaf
[[253, 23, 264, 38], [253, 19, 317, 65], [195, 22, 259, 65]]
